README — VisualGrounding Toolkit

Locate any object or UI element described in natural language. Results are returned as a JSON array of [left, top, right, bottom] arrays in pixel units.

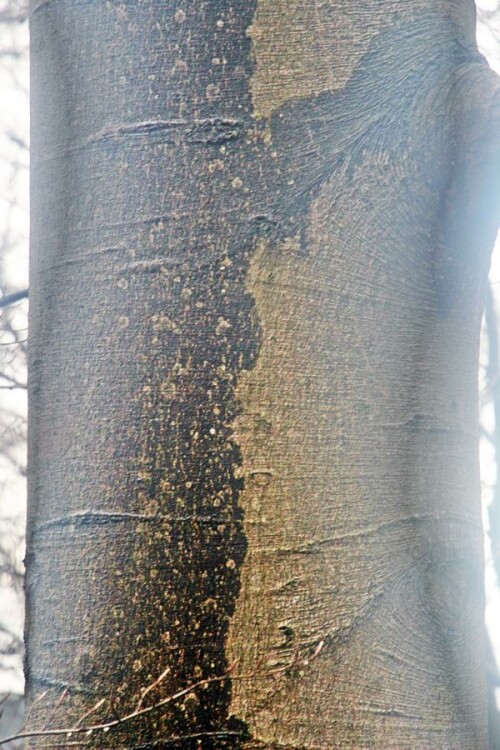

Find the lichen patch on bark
[[248, 0, 385, 118], [248, 0, 475, 119]]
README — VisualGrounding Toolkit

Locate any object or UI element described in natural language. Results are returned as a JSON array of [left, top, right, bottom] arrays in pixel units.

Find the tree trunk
[[27, 2, 500, 749]]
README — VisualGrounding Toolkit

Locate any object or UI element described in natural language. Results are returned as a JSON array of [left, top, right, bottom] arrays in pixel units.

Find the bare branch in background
[[0, 292, 27, 311], [0, 2, 28, 25]]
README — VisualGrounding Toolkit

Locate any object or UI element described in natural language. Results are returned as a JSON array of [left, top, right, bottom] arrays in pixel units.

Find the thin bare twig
[[0, 670, 249, 747], [135, 667, 170, 712]]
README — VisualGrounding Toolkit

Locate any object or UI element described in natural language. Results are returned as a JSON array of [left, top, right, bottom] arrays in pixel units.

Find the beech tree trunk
[[27, 2, 500, 749]]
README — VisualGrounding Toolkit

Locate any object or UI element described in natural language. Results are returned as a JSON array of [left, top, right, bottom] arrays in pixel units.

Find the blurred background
[[0, 1, 499, 747], [0, 1, 28, 747]]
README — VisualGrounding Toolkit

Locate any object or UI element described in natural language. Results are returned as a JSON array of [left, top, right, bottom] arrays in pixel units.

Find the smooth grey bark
[[27, 2, 500, 749]]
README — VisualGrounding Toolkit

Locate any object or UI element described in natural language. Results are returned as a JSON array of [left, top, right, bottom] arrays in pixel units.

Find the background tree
[[477, 4, 500, 742], [21, 2, 500, 750], [482, 285, 500, 748]]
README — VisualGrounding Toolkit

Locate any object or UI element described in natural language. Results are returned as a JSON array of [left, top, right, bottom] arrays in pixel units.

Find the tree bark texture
[[27, 2, 500, 749]]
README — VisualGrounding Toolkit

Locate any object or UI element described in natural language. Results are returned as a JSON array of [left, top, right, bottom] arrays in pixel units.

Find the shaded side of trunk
[[27, 2, 500, 749]]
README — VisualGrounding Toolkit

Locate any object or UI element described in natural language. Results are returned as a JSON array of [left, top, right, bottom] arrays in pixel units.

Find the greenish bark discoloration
[[247, 0, 476, 119], [224, 11, 499, 749]]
